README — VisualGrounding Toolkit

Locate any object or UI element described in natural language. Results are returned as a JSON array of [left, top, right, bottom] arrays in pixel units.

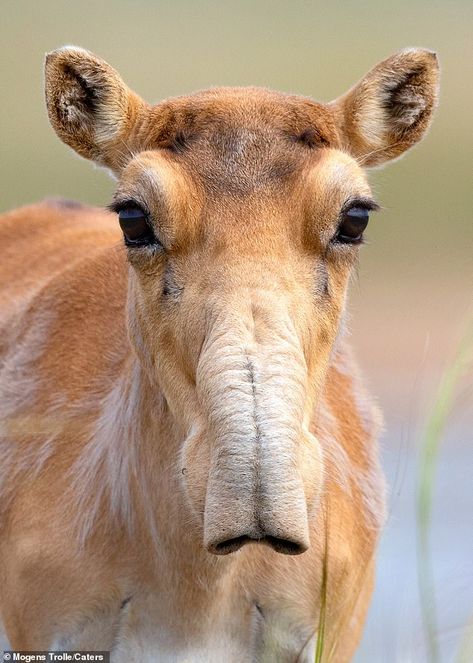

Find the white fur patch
[[66, 361, 166, 553], [0, 307, 57, 518]]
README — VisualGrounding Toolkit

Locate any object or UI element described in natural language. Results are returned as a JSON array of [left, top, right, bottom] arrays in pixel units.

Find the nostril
[[264, 536, 307, 555], [208, 535, 308, 556], [210, 535, 252, 555]]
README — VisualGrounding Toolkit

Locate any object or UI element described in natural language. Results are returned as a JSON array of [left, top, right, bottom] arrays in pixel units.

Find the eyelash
[[108, 198, 149, 216]]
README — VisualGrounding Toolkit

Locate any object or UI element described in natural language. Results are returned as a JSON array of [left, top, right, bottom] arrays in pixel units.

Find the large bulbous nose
[[196, 292, 321, 557], [204, 467, 310, 555]]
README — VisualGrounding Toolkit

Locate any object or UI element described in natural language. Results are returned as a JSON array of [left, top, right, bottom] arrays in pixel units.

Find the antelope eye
[[335, 206, 370, 244], [117, 205, 156, 247]]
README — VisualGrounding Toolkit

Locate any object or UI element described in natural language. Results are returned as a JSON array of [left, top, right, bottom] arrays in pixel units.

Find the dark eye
[[117, 204, 157, 247], [335, 206, 371, 244]]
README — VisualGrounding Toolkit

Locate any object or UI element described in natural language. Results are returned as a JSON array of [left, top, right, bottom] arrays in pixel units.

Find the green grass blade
[[314, 506, 329, 663], [416, 317, 473, 663], [456, 614, 473, 663]]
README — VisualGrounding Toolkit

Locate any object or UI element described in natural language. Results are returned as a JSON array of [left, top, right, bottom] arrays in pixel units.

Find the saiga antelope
[[0, 47, 439, 661]]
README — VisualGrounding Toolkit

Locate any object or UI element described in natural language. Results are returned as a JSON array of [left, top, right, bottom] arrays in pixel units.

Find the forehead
[[145, 87, 339, 140], [132, 87, 342, 196]]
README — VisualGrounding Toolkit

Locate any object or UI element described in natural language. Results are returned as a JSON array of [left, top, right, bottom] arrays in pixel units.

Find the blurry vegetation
[[417, 319, 473, 663]]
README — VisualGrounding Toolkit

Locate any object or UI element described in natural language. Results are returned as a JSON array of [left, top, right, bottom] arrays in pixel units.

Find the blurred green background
[[1, 1, 472, 660]]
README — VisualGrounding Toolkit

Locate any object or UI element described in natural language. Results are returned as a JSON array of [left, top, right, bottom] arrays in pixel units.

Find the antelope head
[[45, 47, 439, 555]]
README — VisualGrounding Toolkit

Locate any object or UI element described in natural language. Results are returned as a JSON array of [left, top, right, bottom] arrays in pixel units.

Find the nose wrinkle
[[201, 305, 313, 554], [244, 352, 263, 531], [244, 353, 261, 443]]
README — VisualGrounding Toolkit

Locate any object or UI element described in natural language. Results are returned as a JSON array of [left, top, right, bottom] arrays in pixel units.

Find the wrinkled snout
[[204, 448, 310, 555], [190, 297, 323, 556]]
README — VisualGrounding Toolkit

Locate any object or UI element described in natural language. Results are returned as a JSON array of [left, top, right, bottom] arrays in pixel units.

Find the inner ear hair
[[378, 58, 436, 135], [332, 48, 440, 167], [45, 46, 145, 170], [57, 62, 103, 127]]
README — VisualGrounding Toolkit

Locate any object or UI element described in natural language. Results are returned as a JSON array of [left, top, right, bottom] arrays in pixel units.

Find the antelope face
[[113, 105, 375, 556], [45, 47, 439, 555]]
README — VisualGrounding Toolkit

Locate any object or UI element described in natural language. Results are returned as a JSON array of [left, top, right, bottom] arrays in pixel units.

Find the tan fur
[[0, 47, 438, 661]]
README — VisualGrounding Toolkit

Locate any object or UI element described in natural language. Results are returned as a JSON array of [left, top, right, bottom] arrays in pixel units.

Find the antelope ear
[[45, 46, 146, 172], [331, 48, 440, 167]]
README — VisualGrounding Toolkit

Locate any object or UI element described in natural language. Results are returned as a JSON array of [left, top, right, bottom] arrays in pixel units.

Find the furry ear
[[45, 46, 146, 172], [331, 48, 440, 166]]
